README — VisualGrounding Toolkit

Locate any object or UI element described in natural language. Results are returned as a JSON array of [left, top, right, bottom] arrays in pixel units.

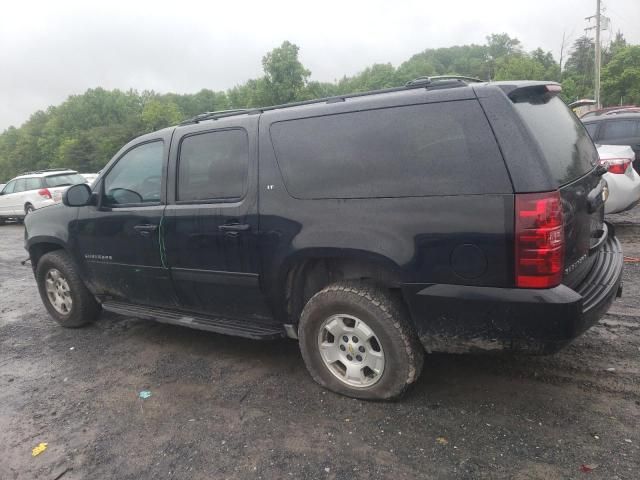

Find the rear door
[[163, 117, 272, 320], [512, 95, 604, 287]]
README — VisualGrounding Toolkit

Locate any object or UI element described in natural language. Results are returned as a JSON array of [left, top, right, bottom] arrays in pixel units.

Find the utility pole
[[585, 0, 606, 108], [595, 0, 601, 108]]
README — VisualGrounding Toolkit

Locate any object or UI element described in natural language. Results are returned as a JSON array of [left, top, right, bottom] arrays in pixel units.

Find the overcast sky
[[1, 0, 638, 131]]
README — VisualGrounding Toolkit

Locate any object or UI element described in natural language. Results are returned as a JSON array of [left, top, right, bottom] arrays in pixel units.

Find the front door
[[0, 180, 17, 215], [163, 118, 272, 320], [74, 133, 176, 307]]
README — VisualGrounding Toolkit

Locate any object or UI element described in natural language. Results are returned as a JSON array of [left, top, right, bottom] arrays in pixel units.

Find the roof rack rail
[[179, 109, 253, 125], [405, 75, 483, 87], [18, 168, 75, 176], [178, 76, 484, 126]]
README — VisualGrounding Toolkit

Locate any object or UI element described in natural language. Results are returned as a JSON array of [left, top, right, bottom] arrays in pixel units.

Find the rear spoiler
[[499, 82, 562, 103]]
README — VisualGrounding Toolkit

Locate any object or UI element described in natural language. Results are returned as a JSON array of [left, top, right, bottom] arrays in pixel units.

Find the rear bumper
[[402, 233, 624, 354]]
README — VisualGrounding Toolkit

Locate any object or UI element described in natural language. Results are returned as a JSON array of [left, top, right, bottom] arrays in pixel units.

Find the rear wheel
[[36, 250, 100, 327], [298, 281, 424, 400]]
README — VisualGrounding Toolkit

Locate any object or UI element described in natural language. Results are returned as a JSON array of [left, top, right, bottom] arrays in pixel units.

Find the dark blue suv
[[24, 79, 624, 400]]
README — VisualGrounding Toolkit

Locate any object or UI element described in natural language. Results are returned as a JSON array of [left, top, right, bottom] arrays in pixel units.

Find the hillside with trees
[[1, 33, 639, 180]]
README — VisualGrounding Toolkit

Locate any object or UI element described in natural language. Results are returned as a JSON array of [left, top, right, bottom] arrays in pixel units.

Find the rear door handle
[[218, 223, 251, 232], [133, 224, 158, 236]]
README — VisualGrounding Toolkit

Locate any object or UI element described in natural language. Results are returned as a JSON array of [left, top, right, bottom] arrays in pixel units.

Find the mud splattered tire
[[36, 250, 100, 328], [298, 281, 424, 400]]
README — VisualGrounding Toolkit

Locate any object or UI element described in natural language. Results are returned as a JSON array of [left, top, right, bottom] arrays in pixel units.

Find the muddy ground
[[1, 214, 639, 480]]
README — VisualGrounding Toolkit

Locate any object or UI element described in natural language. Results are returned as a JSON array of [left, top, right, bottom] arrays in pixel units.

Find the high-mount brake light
[[515, 191, 564, 289], [599, 158, 631, 175], [545, 84, 562, 93], [37, 188, 52, 199]]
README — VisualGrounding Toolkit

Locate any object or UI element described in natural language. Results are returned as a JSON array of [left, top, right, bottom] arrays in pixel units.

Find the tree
[[261, 41, 310, 105], [494, 55, 546, 81], [141, 98, 183, 131], [601, 46, 640, 105]]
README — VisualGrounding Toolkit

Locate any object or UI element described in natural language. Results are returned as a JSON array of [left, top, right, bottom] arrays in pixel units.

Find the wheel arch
[[278, 249, 406, 327], [27, 237, 67, 272]]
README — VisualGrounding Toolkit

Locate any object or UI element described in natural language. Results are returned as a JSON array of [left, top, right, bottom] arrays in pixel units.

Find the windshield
[[44, 173, 86, 188]]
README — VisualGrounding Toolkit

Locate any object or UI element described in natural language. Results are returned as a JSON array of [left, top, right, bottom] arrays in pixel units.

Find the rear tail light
[[599, 158, 631, 175], [37, 188, 52, 199], [515, 191, 564, 288]]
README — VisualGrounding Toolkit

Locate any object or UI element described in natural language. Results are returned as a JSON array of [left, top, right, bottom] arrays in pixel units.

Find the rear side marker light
[[599, 158, 631, 175], [515, 191, 564, 289], [37, 188, 52, 199]]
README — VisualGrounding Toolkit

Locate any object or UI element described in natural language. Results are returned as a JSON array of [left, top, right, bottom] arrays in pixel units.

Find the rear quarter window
[[513, 96, 597, 186], [269, 100, 511, 199]]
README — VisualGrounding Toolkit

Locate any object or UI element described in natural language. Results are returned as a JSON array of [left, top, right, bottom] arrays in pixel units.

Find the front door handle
[[218, 223, 251, 232], [133, 224, 158, 236]]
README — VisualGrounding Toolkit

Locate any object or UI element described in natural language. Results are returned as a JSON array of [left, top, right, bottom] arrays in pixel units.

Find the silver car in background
[[597, 144, 640, 214]]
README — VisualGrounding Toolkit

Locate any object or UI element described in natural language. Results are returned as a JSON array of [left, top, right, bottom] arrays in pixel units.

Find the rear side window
[[269, 100, 511, 199], [513, 96, 597, 186], [44, 173, 86, 188], [600, 120, 638, 139], [177, 129, 249, 201], [24, 178, 41, 190]]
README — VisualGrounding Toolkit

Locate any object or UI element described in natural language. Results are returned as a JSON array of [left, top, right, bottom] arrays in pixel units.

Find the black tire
[[36, 250, 100, 328], [0, 217, 5, 225], [298, 281, 424, 400]]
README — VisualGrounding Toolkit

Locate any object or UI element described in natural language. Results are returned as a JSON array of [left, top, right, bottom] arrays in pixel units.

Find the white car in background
[[597, 144, 640, 214], [0, 169, 87, 223]]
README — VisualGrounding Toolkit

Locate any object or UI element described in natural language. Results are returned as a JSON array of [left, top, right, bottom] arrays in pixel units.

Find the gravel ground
[[1, 209, 639, 480]]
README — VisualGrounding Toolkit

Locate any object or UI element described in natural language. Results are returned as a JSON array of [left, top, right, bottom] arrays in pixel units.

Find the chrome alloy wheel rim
[[45, 268, 73, 315], [317, 314, 385, 388]]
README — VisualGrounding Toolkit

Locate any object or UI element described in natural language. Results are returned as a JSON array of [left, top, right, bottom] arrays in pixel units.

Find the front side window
[[2, 180, 16, 194], [601, 120, 638, 139], [13, 179, 27, 193], [177, 129, 249, 201], [104, 141, 164, 206]]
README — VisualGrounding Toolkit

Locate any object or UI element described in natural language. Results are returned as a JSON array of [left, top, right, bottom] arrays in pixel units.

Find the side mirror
[[63, 183, 93, 207]]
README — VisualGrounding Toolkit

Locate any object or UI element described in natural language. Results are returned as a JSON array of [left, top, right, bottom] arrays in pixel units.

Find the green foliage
[[0, 33, 636, 181], [601, 46, 640, 105]]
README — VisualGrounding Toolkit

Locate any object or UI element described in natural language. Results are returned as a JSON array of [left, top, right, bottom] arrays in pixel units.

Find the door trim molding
[[170, 267, 259, 286]]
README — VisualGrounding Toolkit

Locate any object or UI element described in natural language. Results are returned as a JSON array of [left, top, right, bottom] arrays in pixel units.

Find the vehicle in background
[[597, 144, 640, 214], [581, 105, 640, 119], [582, 112, 640, 173], [81, 173, 99, 185], [0, 169, 86, 223]]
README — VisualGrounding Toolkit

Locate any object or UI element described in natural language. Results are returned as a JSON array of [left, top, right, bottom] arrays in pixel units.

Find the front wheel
[[298, 282, 424, 400], [36, 250, 100, 327]]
